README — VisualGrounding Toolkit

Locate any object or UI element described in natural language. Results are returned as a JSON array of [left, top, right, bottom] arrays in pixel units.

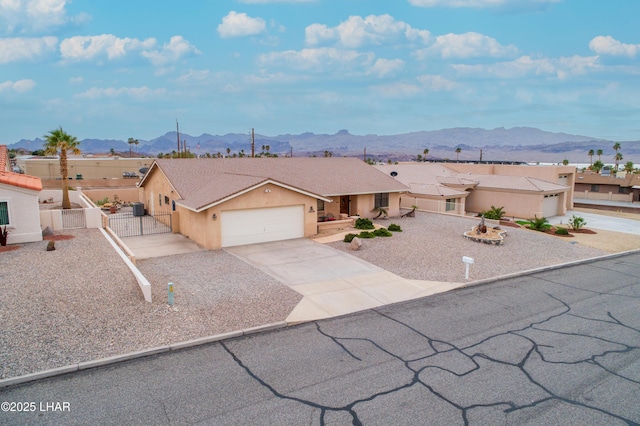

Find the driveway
[[549, 209, 640, 235], [225, 238, 463, 322], [122, 233, 206, 259]]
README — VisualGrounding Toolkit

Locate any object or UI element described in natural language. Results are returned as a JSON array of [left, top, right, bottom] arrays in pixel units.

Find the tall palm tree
[[128, 137, 139, 157], [43, 127, 81, 210], [614, 152, 623, 170], [588, 149, 594, 166], [613, 142, 621, 153], [455, 147, 461, 161], [596, 149, 603, 161], [423, 148, 429, 158]]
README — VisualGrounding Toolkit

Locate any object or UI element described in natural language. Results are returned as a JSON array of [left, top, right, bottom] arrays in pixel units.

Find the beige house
[[574, 170, 640, 203], [138, 157, 408, 249], [15, 156, 153, 181], [375, 162, 573, 219]]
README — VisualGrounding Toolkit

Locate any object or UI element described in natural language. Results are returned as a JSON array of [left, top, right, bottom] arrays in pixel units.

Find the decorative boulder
[[42, 226, 54, 237], [46, 240, 56, 251], [349, 237, 362, 251]]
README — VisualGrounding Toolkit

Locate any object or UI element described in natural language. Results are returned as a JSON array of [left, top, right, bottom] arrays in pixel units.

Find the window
[[445, 198, 456, 211], [164, 196, 170, 204], [158, 194, 162, 206], [317, 199, 325, 212], [374, 193, 389, 209], [619, 187, 630, 194], [591, 185, 600, 192], [0, 201, 9, 225]]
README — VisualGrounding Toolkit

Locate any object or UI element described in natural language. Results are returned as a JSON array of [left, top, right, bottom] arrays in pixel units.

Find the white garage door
[[543, 194, 560, 218], [221, 205, 305, 247]]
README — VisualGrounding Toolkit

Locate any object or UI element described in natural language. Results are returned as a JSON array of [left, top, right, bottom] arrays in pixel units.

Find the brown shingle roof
[[0, 145, 42, 192], [144, 157, 409, 211]]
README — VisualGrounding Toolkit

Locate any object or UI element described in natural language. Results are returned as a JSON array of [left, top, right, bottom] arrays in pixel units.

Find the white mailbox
[[462, 256, 474, 280]]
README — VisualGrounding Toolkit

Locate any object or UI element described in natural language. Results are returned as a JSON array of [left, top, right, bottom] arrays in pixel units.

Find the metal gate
[[62, 208, 86, 229], [108, 212, 172, 238]]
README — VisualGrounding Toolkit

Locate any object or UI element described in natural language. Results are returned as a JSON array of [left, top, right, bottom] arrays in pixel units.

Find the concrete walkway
[[122, 233, 206, 259], [225, 238, 463, 323]]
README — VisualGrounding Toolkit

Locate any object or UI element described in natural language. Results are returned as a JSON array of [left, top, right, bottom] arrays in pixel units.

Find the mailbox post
[[462, 256, 474, 280]]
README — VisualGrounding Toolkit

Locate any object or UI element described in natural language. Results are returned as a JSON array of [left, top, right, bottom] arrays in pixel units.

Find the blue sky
[[1, 0, 639, 143]]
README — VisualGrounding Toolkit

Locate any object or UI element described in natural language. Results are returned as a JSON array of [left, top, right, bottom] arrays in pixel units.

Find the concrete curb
[[0, 322, 289, 389]]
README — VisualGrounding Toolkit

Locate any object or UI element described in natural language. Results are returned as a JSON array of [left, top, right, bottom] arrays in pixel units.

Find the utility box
[[132, 202, 145, 217]]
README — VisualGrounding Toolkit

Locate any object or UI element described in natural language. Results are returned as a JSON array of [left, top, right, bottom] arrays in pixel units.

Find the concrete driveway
[[549, 209, 640, 235], [225, 238, 463, 323], [122, 233, 206, 259]]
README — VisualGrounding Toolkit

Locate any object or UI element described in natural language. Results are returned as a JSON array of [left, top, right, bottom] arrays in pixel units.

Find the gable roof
[[140, 157, 409, 211], [0, 145, 42, 192]]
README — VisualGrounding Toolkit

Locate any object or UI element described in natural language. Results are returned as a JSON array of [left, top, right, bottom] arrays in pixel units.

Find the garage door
[[543, 194, 559, 217], [221, 205, 305, 247]]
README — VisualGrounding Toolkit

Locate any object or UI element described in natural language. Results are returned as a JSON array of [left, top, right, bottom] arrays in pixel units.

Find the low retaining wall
[[317, 218, 355, 232]]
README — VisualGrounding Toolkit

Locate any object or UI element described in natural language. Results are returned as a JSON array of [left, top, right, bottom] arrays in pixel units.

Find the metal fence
[[108, 212, 172, 238], [62, 208, 86, 229]]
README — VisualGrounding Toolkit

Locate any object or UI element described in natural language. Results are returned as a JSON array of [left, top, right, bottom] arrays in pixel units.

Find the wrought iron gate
[[108, 212, 172, 238], [62, 208, 86, 229]]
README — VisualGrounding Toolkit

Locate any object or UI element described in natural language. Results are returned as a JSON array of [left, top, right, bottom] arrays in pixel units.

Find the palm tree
[[423, 148, 429, 158], [596, 149, 603, 161], [624, 161, 634, 173], [614, 152, 623, 170], [613, 142, 621, 154], [588, 149, 594, 166], [455, 147, 461, 161], [562, 159, 569, 166], [127, 137, 138, 157], [592, 160, 604, 174], [43, 127, 81, 210]]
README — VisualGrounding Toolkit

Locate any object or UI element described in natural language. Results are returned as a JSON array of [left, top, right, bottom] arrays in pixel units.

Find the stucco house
[[375, 162, 572, 219], [137, 157, 409, 249], [574, 170, 640, 203], [0, 145, 43, 244]]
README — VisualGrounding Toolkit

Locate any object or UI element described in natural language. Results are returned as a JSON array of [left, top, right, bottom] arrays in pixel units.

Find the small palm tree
[[423, 148, 429, 158], [592, 160, 604, 174], [455, 147, 461, 161], [43, 127, 81, 210], [624, 161, 634, 173], [562, 159, 569, 166], [588, 149, 594, 166], [597, 149, 603, 161]]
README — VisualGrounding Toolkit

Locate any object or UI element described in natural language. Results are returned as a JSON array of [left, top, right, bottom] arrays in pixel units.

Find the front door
[[340, 196, 350, 215]]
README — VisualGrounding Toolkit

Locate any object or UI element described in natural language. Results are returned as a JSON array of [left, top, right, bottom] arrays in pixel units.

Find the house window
[[158, 194, 162, 206], [619, 187, 630, 194], [0, 201, 9, 226], [591, 185, 599, 192], [445, 198, 456, 211], [165, 196, 170, 204], [374, 193, 389, 209], [317, 199, 325, 212]]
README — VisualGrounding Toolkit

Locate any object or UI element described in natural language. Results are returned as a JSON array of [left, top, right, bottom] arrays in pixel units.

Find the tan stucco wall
[[82, 188, 140, 205], [19, 157, 153, 180], [138, 168, 177, 216], [177, 183, 318, 250], [463, 188, 568, 219], [0, 184, 42, 244], [400, 194, 466, 215]]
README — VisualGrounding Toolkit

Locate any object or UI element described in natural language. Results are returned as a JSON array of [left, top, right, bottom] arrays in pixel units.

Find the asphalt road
[[1, 252, 639, 425]]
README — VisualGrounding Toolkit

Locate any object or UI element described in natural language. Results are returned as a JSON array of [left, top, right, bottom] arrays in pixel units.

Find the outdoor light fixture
[[264, 188, 271, 193], [212, 213, 217, 220], [309, 206, 315, 213]]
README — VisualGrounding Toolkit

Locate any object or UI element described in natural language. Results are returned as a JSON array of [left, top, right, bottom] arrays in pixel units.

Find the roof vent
[[390, 171, 398, 177]]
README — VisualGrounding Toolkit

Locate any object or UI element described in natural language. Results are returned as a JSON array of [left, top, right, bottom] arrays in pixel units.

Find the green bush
[[373, 228, 393, 237], [568, 214, 587, 230], [481, 205, 506, 220], [554, 227, 569, 235], [343, 233, 357, 243], [515, 220, 530, 226], [355, 218, 375, 230], [358, 231, 376, 239], [388, 223, 402, 232], [528, 215, 551, 231]]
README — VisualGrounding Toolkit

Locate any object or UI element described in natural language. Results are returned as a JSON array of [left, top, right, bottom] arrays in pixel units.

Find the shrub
[[95, 197, 109, 206], [373, 228, 393, 237], [388, 223, 402, 232], [358, 231, 376, 239], [528, 215, 551, 231], [343, 233, 357, 243], [568, 214, 587, 230], [481, 205, 506, 220], [554, 227, 569, 235], [355, 218, 375, 230], [515, 220, 530, 226]]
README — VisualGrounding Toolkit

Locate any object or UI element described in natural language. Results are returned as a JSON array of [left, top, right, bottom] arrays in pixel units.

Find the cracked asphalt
[[1, 252, 639, 425]]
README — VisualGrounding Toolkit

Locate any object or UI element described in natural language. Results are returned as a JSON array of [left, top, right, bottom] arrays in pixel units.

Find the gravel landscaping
[[0, 211, 632, 380]]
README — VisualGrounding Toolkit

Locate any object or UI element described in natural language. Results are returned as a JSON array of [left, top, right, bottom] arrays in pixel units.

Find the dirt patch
[[0, 245, 20, 253], [43, 234, 76, 241], [499, 220, 522, 229]]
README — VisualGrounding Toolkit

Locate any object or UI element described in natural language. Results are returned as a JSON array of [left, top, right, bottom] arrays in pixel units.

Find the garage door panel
[[543, 194, 559, 217], [222, 205, 304, 247]]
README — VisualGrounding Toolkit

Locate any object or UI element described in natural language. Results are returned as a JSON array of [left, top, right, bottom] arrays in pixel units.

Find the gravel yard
[[1, 211, 636, 380], [0, 229, 301, 380]]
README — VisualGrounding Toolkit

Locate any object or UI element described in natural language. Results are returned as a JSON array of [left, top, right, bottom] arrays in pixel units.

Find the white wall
[[0, 184, 42, 244]]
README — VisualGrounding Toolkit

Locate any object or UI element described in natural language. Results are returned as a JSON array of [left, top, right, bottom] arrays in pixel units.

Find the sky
[[1, 0, 640, 143]]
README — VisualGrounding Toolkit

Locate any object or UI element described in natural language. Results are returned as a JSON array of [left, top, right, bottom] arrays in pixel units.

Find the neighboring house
[[574, 170, 640, 203], [137, 157, 409, 249], [375, 162, 572, 219], [0, 145, 43, 244]]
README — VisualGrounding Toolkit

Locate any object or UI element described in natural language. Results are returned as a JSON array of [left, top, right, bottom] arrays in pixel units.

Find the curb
[[0, 322, 288, 390]]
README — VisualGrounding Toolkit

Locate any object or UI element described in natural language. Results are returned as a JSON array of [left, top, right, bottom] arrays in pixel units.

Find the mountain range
[[9, 127, 640, 164]]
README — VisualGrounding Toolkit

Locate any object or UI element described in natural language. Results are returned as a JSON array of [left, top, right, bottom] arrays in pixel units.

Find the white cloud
[[0, 36, 57, 63], [369, 58, 405, 77], [75, 86, 167, 100], [259, 47, 375, 71], [59, 34, 198, 65], [417, 74, 458, 91], [452, 54, 599, 79], [414, 32, 518, 59], [176, 69, 211, 84], [69, 76, 83, 84], [0, 79, 36, 93], [371, 82, 422, 98], [407, 0, 561, 9], [589, 36, 640, 58], [0, 0, 90, 34], [141, 35, 200, 66], [217, 11, 266, 38], [306, 14, 430, 48]]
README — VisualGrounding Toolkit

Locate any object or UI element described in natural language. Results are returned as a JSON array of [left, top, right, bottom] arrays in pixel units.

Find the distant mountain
[[8, 127, 640, 163]]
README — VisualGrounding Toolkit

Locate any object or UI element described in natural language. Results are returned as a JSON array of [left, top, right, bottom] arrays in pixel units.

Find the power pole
[[251, 128, 255, 158], [176, 120, 181, 158], [364, 147, 367, 163], [480, 149, 483, 161]]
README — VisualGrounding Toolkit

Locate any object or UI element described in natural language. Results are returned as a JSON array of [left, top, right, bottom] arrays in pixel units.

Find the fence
[[61, 208, 86, 229], [108, 212, 172, 238]]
